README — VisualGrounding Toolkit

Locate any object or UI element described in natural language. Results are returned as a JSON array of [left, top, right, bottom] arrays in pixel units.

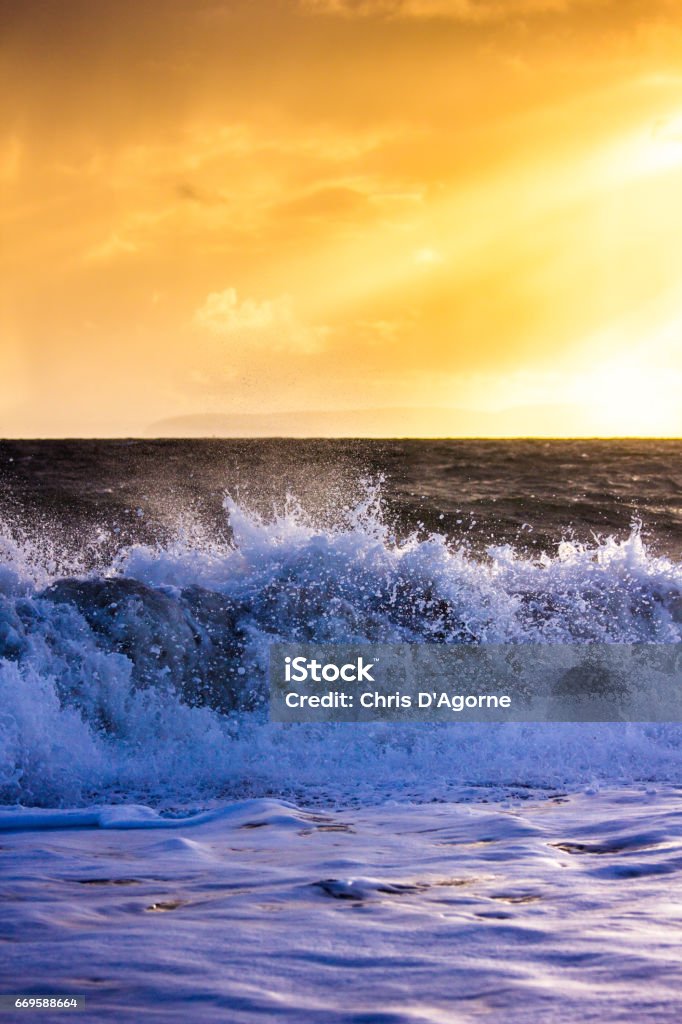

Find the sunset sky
[[2, 0, 682, 436]]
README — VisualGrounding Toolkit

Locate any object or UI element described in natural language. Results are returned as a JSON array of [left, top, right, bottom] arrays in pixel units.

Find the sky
[[2, 0, 682, 436]]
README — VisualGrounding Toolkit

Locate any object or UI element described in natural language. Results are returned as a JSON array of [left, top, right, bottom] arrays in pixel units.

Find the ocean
[[0, 439, 681, 1022]]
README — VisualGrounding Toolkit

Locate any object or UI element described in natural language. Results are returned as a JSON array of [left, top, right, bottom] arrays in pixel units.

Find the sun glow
[[625, 116, 682, 179], [575, 362, 681, 436]]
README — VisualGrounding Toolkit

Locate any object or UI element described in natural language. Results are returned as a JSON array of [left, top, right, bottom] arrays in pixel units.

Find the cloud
[[301, 0, 583, 19], [413, 246, 444, 265], [194, 288, 329, 353], [273, 186, 372, 222], [84, 233, 139, 263], [0, 136, 22, 183]]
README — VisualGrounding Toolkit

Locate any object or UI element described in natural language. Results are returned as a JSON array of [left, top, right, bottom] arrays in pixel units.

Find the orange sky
[[2, 0, 682, 436]]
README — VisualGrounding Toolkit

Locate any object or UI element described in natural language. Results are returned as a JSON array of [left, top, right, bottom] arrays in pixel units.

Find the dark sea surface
[[1, 438, 681, 560]]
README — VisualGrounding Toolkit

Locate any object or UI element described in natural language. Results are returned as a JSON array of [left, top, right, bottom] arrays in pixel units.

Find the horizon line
[[1, 435, 681, 443]]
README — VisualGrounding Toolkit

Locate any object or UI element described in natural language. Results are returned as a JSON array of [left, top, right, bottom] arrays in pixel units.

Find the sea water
[[0, 440, 680, 1021]]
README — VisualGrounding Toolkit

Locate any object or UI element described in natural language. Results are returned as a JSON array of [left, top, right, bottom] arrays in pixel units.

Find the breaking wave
[[0, 485, 681, 808]]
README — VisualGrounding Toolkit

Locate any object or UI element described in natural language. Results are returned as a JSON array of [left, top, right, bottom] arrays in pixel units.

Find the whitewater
[[1, 485, 681, 808], [0, 440, 681, 1022]]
